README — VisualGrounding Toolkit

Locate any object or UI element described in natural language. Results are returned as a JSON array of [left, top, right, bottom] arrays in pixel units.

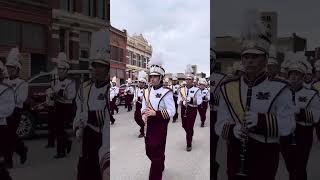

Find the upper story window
[[82, 0, 93, 16], [60, 0, 73, 11]]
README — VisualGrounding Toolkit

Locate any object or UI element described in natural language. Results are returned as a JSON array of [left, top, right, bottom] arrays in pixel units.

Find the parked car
[[18, 70, 90, 139]]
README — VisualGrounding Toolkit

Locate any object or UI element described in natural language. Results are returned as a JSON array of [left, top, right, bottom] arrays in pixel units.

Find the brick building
[[0, 0, 51, 79], [110, 26, 127, 84], [0, 0, 110, 79]]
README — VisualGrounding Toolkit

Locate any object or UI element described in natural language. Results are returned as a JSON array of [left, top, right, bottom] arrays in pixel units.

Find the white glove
[[244, 111, 258, 129], [183, 100, 187, 106], [187, 97, 191, 102], [142, 114, 147, 123], [233, 124, 244, 140], [133, 97, 137, 103], [76, 129, 82, 140]]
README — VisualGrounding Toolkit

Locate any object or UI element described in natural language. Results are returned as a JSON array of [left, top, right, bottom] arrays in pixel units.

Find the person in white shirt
[[124, 78, 134, 111], [198, 78, 210, 127], [178, 65, 203, 151], [4, 48, 28, 167], [215, 13, 295, 180], [133, 70, 147, 138], [141, 56, 175, 180], [171, 74, 180, 122], [280, 56, 320, 180], [109, 76, 119, 116], [0, 61, 15, 179], [73, 31, 109, 180]]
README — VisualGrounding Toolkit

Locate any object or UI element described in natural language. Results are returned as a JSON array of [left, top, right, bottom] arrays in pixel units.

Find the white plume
[[149, 52, 164, 67], [185, 64, 193, 74], [241, 9, 263, 40], [138, 70, 147, 79]]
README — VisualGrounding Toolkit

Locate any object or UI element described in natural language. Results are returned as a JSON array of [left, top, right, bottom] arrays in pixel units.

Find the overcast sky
[[111, 0, 210, 75], [212, 0, 320, 50]]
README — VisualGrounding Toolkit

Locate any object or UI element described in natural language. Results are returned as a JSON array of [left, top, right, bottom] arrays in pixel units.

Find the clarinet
[[236, 83, 253, 178]]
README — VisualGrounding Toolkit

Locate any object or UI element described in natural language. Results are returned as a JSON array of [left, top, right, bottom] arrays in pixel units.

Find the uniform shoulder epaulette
[[269, 77, 288, 85], [163, 86, 173, 91], [220, 76, 240, 86]]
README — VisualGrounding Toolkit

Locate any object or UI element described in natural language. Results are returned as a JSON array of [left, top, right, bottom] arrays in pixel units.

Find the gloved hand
[[244, 111, 258, 129], [233, 124, 243, 140], [183, 100, 187, 106], [76, 128, 83, 140], [187, 97, 191, 102]]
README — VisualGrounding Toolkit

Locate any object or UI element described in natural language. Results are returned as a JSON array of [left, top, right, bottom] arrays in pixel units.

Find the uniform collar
[[290, 84, 303, 92], [153, 84, 163, 90], [95, 80, 108, 88], [243, 71, 267, 87]]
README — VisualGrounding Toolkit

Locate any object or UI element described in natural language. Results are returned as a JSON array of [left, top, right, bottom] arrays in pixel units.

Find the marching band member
[[133, 70, 147, 138], [4, 48, 28, 167], [210, 48, 226, 180], [110, 76, 119, 116], [124, 78, 134, 112], [163, 77, 170, 88], [73, 30, 109, 180], [51, 52, 75, 158], [171, 74, 180, 122], [141, 56, 175, 180], [0, 61, 15, 179], [178, 65, 202, 151], [280, 54, 320, 180], [215, 11, 295, 180], [198, 78, 210, 127]]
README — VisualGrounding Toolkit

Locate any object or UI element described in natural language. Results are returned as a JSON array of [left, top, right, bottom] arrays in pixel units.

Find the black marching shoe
[[201, 122, 205, 127], [186, 144, 192, 152], [138, 134, 144, 138]]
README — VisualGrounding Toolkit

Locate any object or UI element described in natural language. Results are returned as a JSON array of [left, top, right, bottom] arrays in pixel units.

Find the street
[[111, 105, 210, 180], [9, 131, 79, 180], [216, 129, 320, 180]]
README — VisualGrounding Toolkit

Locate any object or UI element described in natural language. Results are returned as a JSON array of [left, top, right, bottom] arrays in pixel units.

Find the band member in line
[[198, 78, 210, 127], [178, 65, 202, 151], [312, 60, 320, 142], [171, 74, 180, 122], [73, 31, 109, 180], [4, 48, 28, 167], [280, 54, 320, 180], [163, 77, 170, 88], [141, 56, 175, 180], [110, 76, 119, 115], [215, 11, 295, 180], [51, 52, 75, 158], [133, 70, 147, 138], [266, 45, 280, 79], [125, 78, 134, 112], [210, 48, 226, 180], [0, 61, 15, 179], [109, 76, 119, 125]]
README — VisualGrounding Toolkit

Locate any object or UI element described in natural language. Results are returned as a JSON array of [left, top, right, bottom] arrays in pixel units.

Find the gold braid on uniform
[[254, 113, 278, 138], [296, 108, 314, 124], [221, 122, 235, 140]]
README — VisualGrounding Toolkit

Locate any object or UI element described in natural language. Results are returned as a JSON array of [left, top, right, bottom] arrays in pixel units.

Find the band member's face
[[288, 70, 304, 85], [57, 67, 67, 78], [242, 53, 267, 75], [186, 78, 193, 86], [112, 82, 116, 86], [164, 82, 168, 86], [149, 75, 161, 86], [304, 73, 313, 82], [267, 64, 279, 76], [92, 63, 108, 81], [199, 84, 205, 89], [6, 65, 18, 78], [172, 80, 177, 85], [139, 81, 145, 88]]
